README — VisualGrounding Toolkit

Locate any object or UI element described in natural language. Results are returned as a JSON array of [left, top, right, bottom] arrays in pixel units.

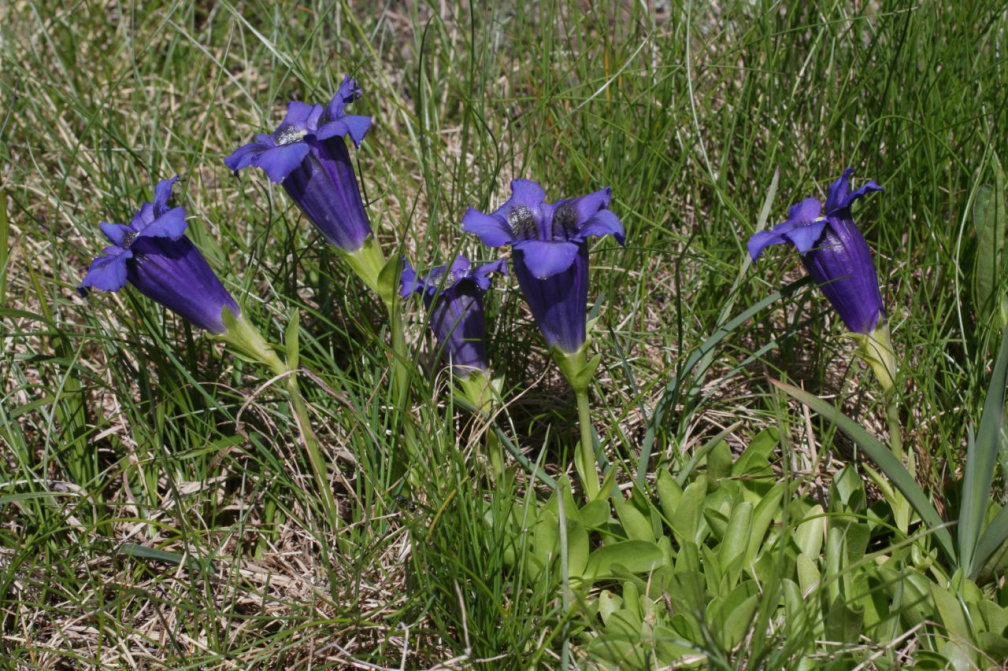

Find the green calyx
[[552, 340, 602, 395], [219, 307, 285, 376], [457, 370, 503, 413], [341, 235, 401, 310], [851, 321, 898, 394]]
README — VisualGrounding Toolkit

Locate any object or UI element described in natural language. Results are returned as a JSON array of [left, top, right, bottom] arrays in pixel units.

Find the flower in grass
[[748, 168, 885, 335], [224, 75, 374, 253], [462, 179, 625, 355], [78, 176, 240, 334], [401, 255, 507, 377]]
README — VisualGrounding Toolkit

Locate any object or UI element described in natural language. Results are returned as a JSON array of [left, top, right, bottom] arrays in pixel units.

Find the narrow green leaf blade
[[961, 322, 1008, 575], [771, 379, 955, 564]]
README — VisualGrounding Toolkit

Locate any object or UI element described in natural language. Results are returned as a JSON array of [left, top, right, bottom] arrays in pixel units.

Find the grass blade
[[771, 379, 955, 564], [960, 321, 1008, 576]]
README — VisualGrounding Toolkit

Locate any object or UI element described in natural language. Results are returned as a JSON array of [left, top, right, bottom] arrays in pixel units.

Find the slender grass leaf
[[974, 505, 1008, 582], [771, 379, 955, 564], [961, 321, 1008, 576]]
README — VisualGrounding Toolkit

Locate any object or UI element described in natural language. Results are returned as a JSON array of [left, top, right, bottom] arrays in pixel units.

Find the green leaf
[[655, 469, 682, 524], [580, 499, 611, 530], [285, 308, 300, 371], [825, 595, 864, 645], [746, 482, 784, 565], [962, 321, 1008, 577], [974, 154, 1008, 326], [613, 493, 656, 543], [707, 440, 733, 483], [585, 541, 665, 581], [718, 501, 753, 585], [672, 477, 707, 547], [597, 590, 622, 625], [771, 379, 956, 564], [717, 582, 760, 649], [567, 518, 590, 579], [796, 553, 821, 595], [930, 582, 973, 641], [794, 505, 825, 559]]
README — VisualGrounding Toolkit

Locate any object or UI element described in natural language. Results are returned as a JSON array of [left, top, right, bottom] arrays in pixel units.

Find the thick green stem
[[574, 389, 600, 502]]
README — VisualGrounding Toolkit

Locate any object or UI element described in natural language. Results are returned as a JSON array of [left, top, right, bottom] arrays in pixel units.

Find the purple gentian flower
[[748, 168, 885, 335], [224, 75, 373, 252], [401, 255, 507, 376], [78, 176, 240, 334], [462, 180, 625, 354]]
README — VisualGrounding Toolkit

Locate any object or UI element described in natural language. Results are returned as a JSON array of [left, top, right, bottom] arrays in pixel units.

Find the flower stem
[[574, 389, 600, 502]]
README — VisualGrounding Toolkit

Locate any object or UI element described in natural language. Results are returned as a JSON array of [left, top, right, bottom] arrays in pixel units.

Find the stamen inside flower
[[507, 205, 538, 241], [551, 204, 578, 240], [120, 229, 138, 248], [275, 125, 308, 146]]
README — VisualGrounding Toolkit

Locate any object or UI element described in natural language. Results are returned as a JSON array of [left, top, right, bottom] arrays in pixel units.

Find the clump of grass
[[1, 0, 1006, 666]]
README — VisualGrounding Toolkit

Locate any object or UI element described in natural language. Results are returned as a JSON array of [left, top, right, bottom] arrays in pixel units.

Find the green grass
[[2, 0, 1008, 667]]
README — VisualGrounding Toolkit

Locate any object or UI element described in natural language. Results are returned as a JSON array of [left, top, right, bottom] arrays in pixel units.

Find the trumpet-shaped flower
[[748, 168, 885, 335], [224, 76, 373, 253], [78, 176, 240, 334], [462, 180, 625, 355], [401, 255, 507, 376]]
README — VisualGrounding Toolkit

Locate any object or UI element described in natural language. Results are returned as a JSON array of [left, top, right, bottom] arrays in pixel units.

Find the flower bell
[[78, 176, 240, 334], [748, 168, 895, 390]]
